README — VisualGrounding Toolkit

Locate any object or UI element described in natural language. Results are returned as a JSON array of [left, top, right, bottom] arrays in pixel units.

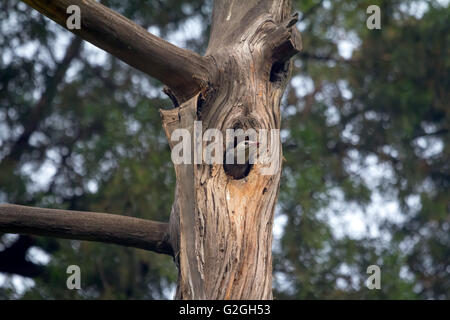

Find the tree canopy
[[0, 0, 448, 299]]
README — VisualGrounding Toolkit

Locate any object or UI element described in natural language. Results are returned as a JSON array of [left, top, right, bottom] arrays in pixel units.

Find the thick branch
[[0, 204, 172, 256], [21, 0, 211, 103]]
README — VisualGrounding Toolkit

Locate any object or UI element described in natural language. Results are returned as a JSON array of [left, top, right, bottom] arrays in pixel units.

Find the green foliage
[[0, 0, 448, 299], [0, 0, 206, 299], [275, 0, 449, 299]]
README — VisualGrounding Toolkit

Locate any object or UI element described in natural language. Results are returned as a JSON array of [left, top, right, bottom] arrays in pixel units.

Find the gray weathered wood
[[161, 0, 302, 299], [0, 204, 172, 255], [11, 0, 302, 300], [21, 0, 212, 103]]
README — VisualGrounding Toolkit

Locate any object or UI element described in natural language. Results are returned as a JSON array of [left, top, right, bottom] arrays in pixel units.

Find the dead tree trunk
[[0, 0, 301, 300], [162, 1, 301, 300]]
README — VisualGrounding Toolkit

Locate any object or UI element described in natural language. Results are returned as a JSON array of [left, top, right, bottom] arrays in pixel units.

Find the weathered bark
[[161, 0, 301, 299], [4, 0, 301, 299], [0, 204, 172, 255], [20, 0, 212, 103]]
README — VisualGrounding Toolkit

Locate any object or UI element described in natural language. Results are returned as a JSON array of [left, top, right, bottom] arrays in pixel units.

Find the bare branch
[[21, 0, 212, 103], [299, 52, 357, 64], [412, 129, 449, 140], [0, 204, 173, 256]]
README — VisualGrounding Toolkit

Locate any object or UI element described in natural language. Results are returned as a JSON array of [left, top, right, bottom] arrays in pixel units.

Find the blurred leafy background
[[0, 0, 448, 299]]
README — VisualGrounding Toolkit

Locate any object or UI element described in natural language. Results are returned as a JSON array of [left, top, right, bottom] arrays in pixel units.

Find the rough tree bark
[[0, 0, 301, 300], [162, 0, 301, 300]]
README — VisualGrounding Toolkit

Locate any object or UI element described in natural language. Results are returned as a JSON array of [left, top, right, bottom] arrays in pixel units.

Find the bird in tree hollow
[[224, 140, 259, 180]]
